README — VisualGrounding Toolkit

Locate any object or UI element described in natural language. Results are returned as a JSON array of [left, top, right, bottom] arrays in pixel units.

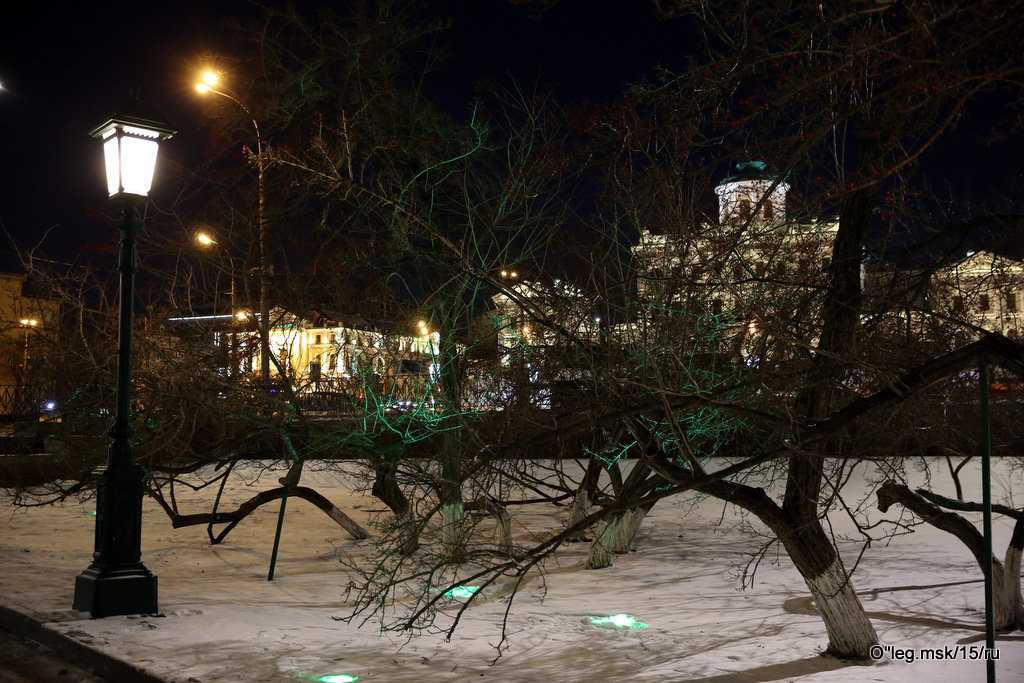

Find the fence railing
[[0, 385, 49, 422]]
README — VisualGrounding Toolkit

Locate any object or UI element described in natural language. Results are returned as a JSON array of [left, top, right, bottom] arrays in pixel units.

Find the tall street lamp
[[196, 71, 271, 394], [73, 94, 176, 618]]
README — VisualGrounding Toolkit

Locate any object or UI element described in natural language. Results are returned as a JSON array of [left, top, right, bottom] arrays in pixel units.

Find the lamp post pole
[[73, 95, 175, 618]]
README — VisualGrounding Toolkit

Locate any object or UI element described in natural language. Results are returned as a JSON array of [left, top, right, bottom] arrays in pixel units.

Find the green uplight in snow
[[589, 614, 647, 629], [442, 585, 480, 599], [316, 675, 359, 683]]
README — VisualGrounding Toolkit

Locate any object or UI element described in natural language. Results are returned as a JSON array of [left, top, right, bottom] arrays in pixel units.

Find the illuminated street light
[[18, 319, 38, 383], [195, 230, 241, 376], [74, 93, 176, 618], [195, 70, 270, 393]]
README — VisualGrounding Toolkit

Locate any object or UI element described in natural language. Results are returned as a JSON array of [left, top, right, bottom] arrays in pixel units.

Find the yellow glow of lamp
[[196, 71, 218, 93], [90, 96, 177, 199]]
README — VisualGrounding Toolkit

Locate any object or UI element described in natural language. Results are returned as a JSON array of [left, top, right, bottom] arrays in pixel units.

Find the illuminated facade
[[0, 271, 58, 417], [915, 250, 1024, 340], [242, 308, 440, 404]]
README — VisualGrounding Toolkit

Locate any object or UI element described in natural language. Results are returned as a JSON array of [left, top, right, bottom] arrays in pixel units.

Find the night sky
[[0, 1, 688, 271], [0, 1, 1019, 271]]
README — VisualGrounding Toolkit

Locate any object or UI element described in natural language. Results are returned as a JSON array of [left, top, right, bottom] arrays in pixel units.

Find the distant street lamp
[[18, 318, 37, 382], [73, 94, 176, 618], [196, 231, 240, 376], [196, 71, 271, 393]]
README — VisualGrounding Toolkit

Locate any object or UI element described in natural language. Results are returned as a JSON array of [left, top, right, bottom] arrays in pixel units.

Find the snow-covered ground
[[2, 457, 1022, 682]]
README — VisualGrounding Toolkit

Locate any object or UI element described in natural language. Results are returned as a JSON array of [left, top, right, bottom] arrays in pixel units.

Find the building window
[[315, 334, 322, 344], [763, 200, 774, 221], [1007, 292, 1017, 312], [979, 294, 990, 312], [712, 298, 723, 315], [952, 296, 965, 313]]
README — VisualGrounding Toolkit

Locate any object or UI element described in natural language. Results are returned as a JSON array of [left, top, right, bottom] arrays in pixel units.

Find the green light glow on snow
[[316, 675, 359, 683], [588, 614, 648, 629], [440, 585, 480, 599]]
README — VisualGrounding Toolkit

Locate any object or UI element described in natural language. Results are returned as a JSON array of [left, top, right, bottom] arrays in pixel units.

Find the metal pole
[[73, 198, 158, 617], [254, 121, 271, 395], [980, 357, 996, 683]]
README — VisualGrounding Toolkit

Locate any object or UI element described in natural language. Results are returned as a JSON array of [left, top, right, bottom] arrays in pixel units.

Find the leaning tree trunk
[[878, 480, 1024, 630], [566, 458, 601, 541], [372, 457, 419, 555], [780, 519, 878, 658], [696, 478, 878, 659]]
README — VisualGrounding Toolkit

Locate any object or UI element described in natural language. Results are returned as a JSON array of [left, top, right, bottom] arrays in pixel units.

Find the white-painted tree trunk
[[802, 554, 878, 658], [610, 505, 651, 553], [585, 514, 621, 569], [565, 488, 593, 541], [441, 500, 465, 561]]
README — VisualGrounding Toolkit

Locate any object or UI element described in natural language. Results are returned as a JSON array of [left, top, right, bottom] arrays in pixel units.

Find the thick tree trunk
[[698, 478, 878, 658], [372, 457, 418, 555], [439, 446, 466, 562], [878, 481, 1024, 630], [1003, 519, 1024, 627], [585, 502, 655, 569], [585, 512, 620, 569], [566, 458, 601, 541], [781, 521, 878, 658], [612, 502, 654, 553]]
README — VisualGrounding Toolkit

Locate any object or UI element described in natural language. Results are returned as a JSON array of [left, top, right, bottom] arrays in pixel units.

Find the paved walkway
[[0, 607, 162, 683]]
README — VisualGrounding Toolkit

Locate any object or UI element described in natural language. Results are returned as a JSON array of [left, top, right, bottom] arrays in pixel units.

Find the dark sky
[[0, 2, 1019, 271], [0, 1, 687, 271]]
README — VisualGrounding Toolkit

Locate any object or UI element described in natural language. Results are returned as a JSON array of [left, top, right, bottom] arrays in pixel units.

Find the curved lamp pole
[[73, 94, 176, 618], [197, 72, 270, 395]]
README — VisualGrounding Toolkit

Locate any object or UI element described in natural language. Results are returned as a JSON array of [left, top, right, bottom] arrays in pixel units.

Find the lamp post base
[[73, 565, 157, 618]]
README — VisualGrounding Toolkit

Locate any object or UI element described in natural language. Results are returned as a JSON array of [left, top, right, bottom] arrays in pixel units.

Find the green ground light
[[440, 585, 480, 599], [316, 675, 359, 683], [588, 614, 648, 629]]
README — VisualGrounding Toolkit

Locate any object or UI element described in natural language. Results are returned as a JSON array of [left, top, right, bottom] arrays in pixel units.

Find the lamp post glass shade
[[90, 98, 177, 199]]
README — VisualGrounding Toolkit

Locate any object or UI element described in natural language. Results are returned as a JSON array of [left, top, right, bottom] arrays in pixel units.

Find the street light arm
[[196, 76, 271, 393]]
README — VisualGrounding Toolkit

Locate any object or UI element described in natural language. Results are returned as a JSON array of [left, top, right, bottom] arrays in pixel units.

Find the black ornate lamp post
[[73, 94, 176, 618]]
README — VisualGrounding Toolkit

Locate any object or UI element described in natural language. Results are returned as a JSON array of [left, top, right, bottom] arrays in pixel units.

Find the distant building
[[0, 271, 59, 418], [163, 306, 440, 411]]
